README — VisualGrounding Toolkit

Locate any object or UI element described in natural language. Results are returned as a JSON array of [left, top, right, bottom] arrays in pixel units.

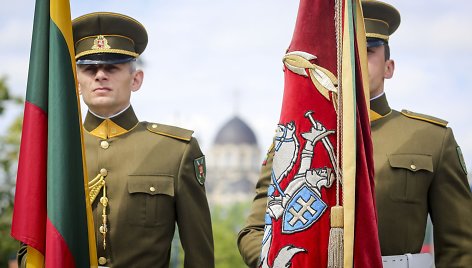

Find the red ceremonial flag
[[11, 0, 97, 267], [260, 0, 382, 267]]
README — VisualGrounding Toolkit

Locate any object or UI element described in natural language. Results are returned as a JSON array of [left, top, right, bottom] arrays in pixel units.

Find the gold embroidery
[[283, 51, 338, 108], [92, 35, 111, 50]]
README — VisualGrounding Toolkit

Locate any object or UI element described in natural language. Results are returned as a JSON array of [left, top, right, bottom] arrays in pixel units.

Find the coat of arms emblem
[[92, 35, 111, 50]]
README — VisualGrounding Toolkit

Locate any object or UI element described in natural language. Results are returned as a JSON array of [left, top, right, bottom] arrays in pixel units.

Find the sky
[[1, 0, 471, 172]]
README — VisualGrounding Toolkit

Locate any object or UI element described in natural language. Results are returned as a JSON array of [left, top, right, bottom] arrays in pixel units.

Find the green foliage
[[0, 77, 23, 188], [0, 76, 22, 115], [0, 76, 9, 115], [0, 205, 19, 268], [0, 77, 23, 267], [1, 117, 22, 191], [169, 202, 251, 268], [212, 202, 250, 268]]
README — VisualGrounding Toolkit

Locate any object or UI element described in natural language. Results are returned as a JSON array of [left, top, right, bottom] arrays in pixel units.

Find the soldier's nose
[[95, 69, 108, 80]]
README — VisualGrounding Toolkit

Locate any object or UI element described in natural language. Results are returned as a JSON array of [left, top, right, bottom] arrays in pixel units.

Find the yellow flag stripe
[[355, 0, 370, 114], [49, 0, 76, 82], [342, 0, 357, 266], [50, 1, 98, 266], [343, 1, 372, 266], [25, 246, 44, 268]]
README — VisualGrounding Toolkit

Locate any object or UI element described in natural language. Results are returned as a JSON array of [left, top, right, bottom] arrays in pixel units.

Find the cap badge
[[92, 35, 111, 50]]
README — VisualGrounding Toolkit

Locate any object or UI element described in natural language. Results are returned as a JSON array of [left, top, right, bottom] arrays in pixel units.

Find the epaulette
[[400, 109, 448, 127], [146, 122, 194, 142]]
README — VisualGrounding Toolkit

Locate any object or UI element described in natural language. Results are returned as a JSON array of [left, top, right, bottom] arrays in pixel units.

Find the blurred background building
[[206, 115, 262, 206]]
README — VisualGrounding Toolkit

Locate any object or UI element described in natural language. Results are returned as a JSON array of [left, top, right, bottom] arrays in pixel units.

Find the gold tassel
[[88, 173, 105, 203], [328, 206, 344, 268]]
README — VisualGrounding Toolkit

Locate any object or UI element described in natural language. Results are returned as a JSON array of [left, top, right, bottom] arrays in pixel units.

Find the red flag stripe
[[11, 101, 47, 253], [45, 217, 76, 267]]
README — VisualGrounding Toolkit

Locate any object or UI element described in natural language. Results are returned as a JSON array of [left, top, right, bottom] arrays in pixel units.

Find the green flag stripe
[[46, 20, 90, 267], [25, 0, 49, 112]]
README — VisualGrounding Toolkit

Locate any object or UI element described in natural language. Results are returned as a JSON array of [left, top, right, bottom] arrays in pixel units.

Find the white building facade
[[206, 116, 262, 206]]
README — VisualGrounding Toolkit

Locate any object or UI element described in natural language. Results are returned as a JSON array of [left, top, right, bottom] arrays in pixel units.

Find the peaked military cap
[[72, 12, 148, 64], [362, 0, 401, 47]]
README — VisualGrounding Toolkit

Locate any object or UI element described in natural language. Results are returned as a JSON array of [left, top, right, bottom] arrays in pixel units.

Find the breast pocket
[[388, 154, 433, 203], [127, 175, 175, 227]]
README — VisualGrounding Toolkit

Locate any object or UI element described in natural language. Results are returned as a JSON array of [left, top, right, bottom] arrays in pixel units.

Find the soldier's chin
[[87, 100, 119, 116]]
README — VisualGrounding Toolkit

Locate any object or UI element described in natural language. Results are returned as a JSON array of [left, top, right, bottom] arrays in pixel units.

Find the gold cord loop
[[88, 172, 109, 250]]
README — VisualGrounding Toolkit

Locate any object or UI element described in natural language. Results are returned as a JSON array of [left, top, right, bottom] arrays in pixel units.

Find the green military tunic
[[84, 106, 214, 267], [237, 94, 472, 268], [370, 93, 472, 266]]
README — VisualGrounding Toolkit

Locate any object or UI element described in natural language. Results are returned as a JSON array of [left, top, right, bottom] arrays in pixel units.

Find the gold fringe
[[328, 206, 344, 268]]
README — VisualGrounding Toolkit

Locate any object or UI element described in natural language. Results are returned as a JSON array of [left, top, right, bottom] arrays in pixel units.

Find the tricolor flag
[[260, 0, 382, 267], [11, 0, 97, 267]]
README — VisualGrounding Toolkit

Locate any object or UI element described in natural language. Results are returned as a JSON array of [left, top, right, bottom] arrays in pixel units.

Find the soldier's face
[[367, 45, 394, 98], [77, 63, 143, 117]]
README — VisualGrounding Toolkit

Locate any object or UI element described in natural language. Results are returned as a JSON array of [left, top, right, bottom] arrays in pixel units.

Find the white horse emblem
[[260, 112, 338, 268], [273, 122, 299, 187]]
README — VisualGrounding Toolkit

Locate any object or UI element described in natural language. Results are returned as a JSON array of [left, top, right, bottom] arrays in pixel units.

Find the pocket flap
[[127, 175, 174, 196], [388, 154, 433, 172]]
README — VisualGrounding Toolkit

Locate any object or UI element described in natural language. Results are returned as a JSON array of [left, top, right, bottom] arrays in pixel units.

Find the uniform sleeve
[[176, 137, 214, 268], [429, 127, 472, 267], [237, 144, 274, 268]]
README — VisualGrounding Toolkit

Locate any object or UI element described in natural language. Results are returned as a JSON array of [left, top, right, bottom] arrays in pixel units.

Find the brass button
[[98, 257, 107, 265], [100, 141, 109, 149], [152, 124, 158, 129], [100, 168, 108, 176], [150, 186, 156, 192], [410, 164, 417, 170]]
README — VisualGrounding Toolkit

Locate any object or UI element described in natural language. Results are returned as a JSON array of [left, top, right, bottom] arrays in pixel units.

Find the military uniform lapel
[[84, 106, 139, 139], [370, 93, 392, 123]]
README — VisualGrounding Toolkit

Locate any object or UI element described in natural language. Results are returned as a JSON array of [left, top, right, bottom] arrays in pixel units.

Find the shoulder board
[[146, 122, 194, 141], [400, 109, 448, 127]]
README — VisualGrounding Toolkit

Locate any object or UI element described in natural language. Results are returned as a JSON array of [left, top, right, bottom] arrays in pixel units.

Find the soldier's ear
[[384, 59, 395, 79], [78, 83, 82, 95], [131, 70, 144, 92]]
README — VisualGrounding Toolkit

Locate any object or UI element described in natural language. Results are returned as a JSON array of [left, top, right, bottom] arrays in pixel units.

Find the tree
[[0, 76, 23, 267], [168, 202, 251, 268], [211, 202, 250, 268], [0, 204, 17, 267]]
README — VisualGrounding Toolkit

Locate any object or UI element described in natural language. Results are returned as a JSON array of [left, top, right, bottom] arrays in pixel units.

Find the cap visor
[[367, 39, 386, 48], [76, 53, 135, 65]]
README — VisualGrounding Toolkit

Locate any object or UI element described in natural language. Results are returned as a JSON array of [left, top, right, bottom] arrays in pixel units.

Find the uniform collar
[[84, 106, 139, 139], [370, 92, 392, 122]]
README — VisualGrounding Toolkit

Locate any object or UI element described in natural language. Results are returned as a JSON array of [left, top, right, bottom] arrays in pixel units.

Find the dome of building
[[214, 116, 258, 145]]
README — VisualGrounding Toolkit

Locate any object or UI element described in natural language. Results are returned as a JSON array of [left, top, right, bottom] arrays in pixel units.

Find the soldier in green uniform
[[18, 12, 215, 268], [74, 12, 214, 267], [237, 1, 472, 267], [73, 12, 215, 267]]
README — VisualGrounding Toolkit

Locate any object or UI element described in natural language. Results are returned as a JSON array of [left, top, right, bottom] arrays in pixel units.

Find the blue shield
[[282, 185, 327, 233]]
